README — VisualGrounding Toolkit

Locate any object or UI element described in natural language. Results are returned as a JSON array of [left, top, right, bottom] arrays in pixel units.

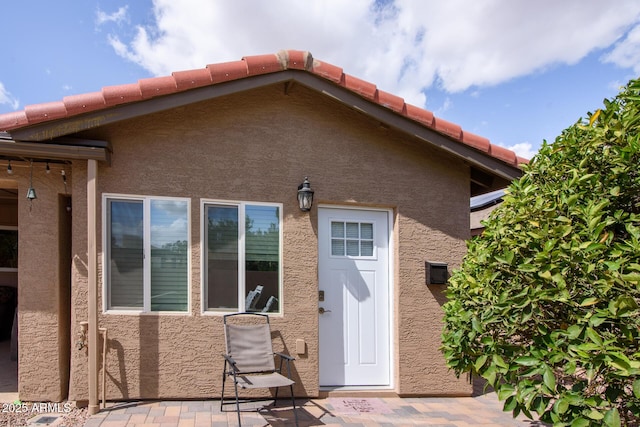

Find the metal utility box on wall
[[426, 261, 448, 285]]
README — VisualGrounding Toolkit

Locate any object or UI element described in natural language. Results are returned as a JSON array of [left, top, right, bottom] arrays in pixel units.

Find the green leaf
[[514, 356, 539, 366], [567, 324, 583, 339], [570, 417, 590, 427], [587, 410, 604, 420], [538, 270, 552, 280], [585, 327, 603, 347], [621, 272, 640, 282], [481, 365, 496, 386], [580, 297, 599, 307], [553, 398, 569, 414], [497, 384, 515, 400], [543, 366, 556, 392], [608, 353, 631, 373], [503, 395, 517, 411], [603, 408, 621, 427], [634, 378, 640, 398], [492, 354, 508, 369], [474, 354, 488, 372]]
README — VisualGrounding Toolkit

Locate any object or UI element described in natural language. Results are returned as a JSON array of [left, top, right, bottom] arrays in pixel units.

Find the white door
[[318, 207, 391, 387]]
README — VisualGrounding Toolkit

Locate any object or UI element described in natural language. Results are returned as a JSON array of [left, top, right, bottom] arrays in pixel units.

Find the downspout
[[87, 159, 99, 415]]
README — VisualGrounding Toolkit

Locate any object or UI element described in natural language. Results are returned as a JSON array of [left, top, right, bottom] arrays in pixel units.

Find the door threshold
[[319, 386, 397, 398]]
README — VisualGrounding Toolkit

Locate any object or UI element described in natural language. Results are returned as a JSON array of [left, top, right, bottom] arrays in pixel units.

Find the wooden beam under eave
[[0, 139, 111, 162]]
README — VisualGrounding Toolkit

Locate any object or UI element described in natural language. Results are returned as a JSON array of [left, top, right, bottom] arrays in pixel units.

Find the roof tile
[[489, 143, 517, 165], [280, 50, 311, 70], [310, 60, 344, 84], [173, 68, 213, 90], [207, 60, 248, 83], [376, 89, 406, 114], [460, 131, 490, 153], [343, 74, 377, 101], [63, 92, 106, 116], [405, 104, 434, 127], [0, 111, 29, 130], [243, 54, 284, 76], [24, 101, 68, 124], [139, 76, 178, 99], [103, 83, 143, 106], [433, 116, 462, 140], [0, 50, 524, 168]]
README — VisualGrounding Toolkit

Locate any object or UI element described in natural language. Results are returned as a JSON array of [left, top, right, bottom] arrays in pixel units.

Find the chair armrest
[[274, 352, 295, 361], [223, 353, 237, 366]]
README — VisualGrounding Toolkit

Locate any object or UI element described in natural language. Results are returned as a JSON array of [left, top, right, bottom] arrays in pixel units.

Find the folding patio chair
[[221, 312, 298, 426]]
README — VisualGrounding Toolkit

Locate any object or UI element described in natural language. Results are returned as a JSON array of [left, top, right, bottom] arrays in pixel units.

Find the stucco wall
[[66, 83, 472, 401]]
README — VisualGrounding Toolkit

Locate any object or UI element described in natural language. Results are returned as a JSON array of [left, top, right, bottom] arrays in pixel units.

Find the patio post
[[87, 159, 99, 415]]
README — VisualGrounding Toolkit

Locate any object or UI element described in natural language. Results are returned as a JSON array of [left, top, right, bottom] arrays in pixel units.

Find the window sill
[[104, 309, 192, 316]]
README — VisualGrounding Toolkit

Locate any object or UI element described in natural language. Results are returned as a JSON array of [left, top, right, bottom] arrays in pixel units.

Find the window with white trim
[[105, 196, 190, 312], [203, 202, 282, 313]]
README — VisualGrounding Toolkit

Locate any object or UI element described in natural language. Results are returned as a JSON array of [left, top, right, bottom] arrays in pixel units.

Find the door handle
[[319, 307, 332, 314]]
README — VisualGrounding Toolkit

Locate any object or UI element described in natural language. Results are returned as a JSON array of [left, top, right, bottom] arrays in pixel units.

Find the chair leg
[[221, 362, 227, 412], [233, 376, 242, 427], [290, 384, 298, 426]]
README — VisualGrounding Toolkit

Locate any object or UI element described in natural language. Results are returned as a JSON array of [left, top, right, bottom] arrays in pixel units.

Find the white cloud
[[501, 142, 538, 160], [0, 82, 19, 110], [602, 23, 640, 74], [96, 6, 129, 27], [106, 0, 640, 107], [435, 97, 453, 115]]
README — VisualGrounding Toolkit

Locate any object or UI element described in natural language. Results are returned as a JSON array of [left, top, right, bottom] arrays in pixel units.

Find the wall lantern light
[[297, 177, 314, 212], [26, 160, 37, 201]]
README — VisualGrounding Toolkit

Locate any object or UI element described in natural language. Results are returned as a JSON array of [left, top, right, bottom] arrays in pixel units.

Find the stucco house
[[0, 50, 523, 411]]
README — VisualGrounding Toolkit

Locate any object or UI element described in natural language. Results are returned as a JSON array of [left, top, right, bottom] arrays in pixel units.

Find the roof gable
[[0, 50, 525, 177]]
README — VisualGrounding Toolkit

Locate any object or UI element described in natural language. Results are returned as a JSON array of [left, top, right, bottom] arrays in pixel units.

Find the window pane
[[331, 239, 344, 256], [245, 205, 280, 312], [346, 222, 359, 238], [331, 221, 344, 238], [361, 240, 374, 257], [346, 240, 360, 256], [206, 205, 239, 310], [108, 200, 143, 309], [150, 200, 188, 311], [360, 223, 373, 240]]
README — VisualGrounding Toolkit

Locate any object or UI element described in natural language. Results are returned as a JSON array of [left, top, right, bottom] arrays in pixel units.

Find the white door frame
[[317, 205, 394, 390]]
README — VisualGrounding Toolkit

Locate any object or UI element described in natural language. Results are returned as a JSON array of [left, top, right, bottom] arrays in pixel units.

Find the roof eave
[[2, 70, 521, 181]]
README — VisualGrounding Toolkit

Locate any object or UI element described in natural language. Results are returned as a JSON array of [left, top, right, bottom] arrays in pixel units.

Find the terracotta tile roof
[[0, 50, 527, 167]]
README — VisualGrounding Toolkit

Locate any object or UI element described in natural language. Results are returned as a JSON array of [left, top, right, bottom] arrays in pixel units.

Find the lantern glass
[[297, 178, 314, 211]]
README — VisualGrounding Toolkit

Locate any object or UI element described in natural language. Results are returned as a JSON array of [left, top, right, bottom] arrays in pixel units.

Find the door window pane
[[330, 221, 375, 257]]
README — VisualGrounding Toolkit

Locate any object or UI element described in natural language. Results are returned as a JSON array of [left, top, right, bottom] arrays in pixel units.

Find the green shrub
[[442, 79, 640, 427]]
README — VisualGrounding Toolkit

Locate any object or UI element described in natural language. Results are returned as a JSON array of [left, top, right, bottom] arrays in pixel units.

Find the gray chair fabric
[[221, 313, 298, 426]]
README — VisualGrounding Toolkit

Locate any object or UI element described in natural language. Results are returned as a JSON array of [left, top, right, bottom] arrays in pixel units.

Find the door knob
[[318, 307, 332, 314]]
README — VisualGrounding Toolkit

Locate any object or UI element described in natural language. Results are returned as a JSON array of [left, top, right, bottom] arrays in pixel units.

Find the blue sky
[[2, 1, 640, 159]]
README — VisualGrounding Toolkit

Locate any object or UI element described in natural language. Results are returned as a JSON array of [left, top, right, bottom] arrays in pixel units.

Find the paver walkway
[[82, 394, 549, 427]]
